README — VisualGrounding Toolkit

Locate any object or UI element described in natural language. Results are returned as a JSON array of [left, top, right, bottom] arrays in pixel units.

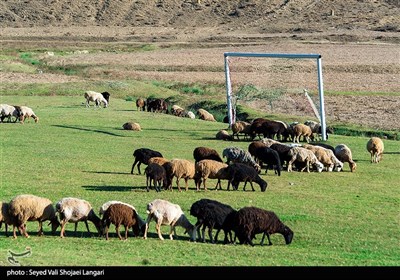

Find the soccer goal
[[224, 52, 327, 141]]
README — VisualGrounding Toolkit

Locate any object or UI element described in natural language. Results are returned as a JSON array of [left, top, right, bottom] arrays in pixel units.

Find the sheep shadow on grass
[[52, 125, 127, 137], [82, 170, 131, 175], [81, 185, 135, 192]]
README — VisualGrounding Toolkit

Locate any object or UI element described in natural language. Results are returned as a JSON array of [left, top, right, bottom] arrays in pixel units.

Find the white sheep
[[55, 197, 102, 238], [197, 108, 216, 122], [143, 199, 196, 241], [20, 105, 39, 123], [366, 137, 384, 163], [186, 111, 196, 119], [334, 144, 357, 172], [194, 159, 230, 191], [8, 194, 60, 238], [167, 159, 196, 192], [287, 146, 324, 173], [84, 90, 108, 108]]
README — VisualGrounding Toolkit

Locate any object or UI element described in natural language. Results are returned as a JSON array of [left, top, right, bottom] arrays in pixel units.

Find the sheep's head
[[259, 179, 268, 192], [283, 226, 294, 245], [314, 161, 324, 173], [334, 161, 343, 172], [350, 162, 357, 172], [187, 225, 197, 242], [49, 218, 61, 235]]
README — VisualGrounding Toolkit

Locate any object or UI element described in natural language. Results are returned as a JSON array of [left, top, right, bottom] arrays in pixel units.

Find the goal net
[[224, 52, 327, 140]]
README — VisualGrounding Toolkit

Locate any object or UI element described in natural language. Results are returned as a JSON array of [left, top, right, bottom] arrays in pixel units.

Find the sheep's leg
[[202, 177, 207, 191], [184, 177, 189, 191], [104, 224, 110, 240], [131, 159, 139, 174], [156, 221, 164, 240], [250, 181, 255, 191], [115, 224, 122, 240], [137, 162, 142, 175], [143, 223, 149, 240], [246, 234, 255, 246], [37, 221, 44, 236], [169, 226, 175, 240], [60, 221, 67, 238], [124, 225, 129, 240], [208, 226, 214, 243], [176, 177, 182, 192], [84, 221, 92, 236], [260, 232, 272, 246], [214, 228, 222, 244]]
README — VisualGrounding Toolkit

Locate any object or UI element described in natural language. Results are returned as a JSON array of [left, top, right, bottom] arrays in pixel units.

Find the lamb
[[303, 144, 343, 172], [292, 123, 314, 143], [143, 199, 196, 241], [222, 147, 261, 173], [99, 200, 146, 236], [101, 203, 142, 240], [197, 108, 216, 122], [165, 158, 196, 191], [334, 144, 357, 172], [193, 159, 230, 191], [122, 122, 141, 131], [231, 121, 252, 140], [193, 146, 223, 163], [226, 163, 267, 192], [131, 148, 163, 175], [216, 129, 233, 141], [190, 199, 237, 244], [84, 90, 108, 108], [55, 197, 102, 238], [366, 137, 384, 163], [287, 146, 324, 173], [136, 97, 146, 111], [232, 206, 294, 246], [144, 163, 167, 192], [19, 106, 39, 123], [8, 194, 60, 238]]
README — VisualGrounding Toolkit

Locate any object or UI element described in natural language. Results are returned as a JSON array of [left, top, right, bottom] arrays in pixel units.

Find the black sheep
[[269, 143, 293, 168], [144, 163, 167, 192], [190, 199, 237, 244], [227, 163, 267, 192], [193, 146, 223, 163], [131, 148, 163, 175], [100, 91, 111, 104], [254, 146, 283, 176], [101, 203, 142, 240], [233, 206, 293, 246]]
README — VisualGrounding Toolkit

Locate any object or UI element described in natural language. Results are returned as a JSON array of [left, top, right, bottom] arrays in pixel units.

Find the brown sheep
[[102, 203, 142, 240], [292, 123, 314, 143], [334, 144, 357, 172], [193, 146, 223, 163], [197, 108, 216, 122], [122, 122, 141, 131], [366, 137, 384, 163], [216, 129, 233, 141], [231, 121, 252, 140], [232, 206, 294, 246], [194, 159, 230, 191]]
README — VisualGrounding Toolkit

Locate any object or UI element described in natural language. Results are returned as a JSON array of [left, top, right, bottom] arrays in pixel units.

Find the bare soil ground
[[1, 0, 399, 130]]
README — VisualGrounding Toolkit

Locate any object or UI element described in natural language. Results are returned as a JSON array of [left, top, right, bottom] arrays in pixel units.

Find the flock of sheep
[[0, 194, 293, 246], [0, 91, 385, 247]]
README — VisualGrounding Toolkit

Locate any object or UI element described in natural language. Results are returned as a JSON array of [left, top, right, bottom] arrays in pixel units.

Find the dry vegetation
[[1, 0, 399, 130]]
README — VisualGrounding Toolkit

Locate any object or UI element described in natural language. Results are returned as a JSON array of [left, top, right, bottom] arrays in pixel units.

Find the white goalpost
[[224, 52, 327, 141]]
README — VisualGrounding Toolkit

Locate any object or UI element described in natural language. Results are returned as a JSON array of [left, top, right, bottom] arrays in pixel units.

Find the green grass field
[[0, 95, 399, 267]]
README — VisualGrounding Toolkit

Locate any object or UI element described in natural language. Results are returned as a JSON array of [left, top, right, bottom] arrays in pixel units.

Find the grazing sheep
[[144, 163, 167, 192], [222, 147, 261, 173], [131, 148, 163, 175], [55, 197, 102, 238], [190, 199, 237, 244], [216, 129, 233, 141], [227, 163, 267, 192], [231, 121, 252, 140], [292, 123, 314, 143], [0, 104, 23, 123], [148, 156, 169, 166], [258, 120, 289, 141], [334, 144, 357, 172], [8, 194, 60, 238], [19, 106, 39, 123], [367, 137, 384, 163], [99, 200, 146, 236], [253, 146, 283, 176], [101, 91, 111, 104], [193, 146, 223, 163], [84, 90, 108, 108], [197, 108, 216, 122], [232, 206, 294, 246], [194, 159, 230, 191], [249, 118, 270, 140], [102, 203, 142, 240], [147, 98, 168, 113], [136, 98, 146, 111], [186, 111, 196, 119], [287, 146, 324, 173], [166, 159, 196, 191], [303, 144, 343, 172], [143, 199, 196, 241], [269, 142, 294, 168], [248, 140, 268, 164], [122, 122, 141, 131], [171, 104, 184, 116], [0, 201, 15, 237], [312, 142, 335, 153]]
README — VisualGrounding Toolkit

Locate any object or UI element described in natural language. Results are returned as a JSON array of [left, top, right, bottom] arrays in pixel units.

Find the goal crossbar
[[224, 52, 327, 141]]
